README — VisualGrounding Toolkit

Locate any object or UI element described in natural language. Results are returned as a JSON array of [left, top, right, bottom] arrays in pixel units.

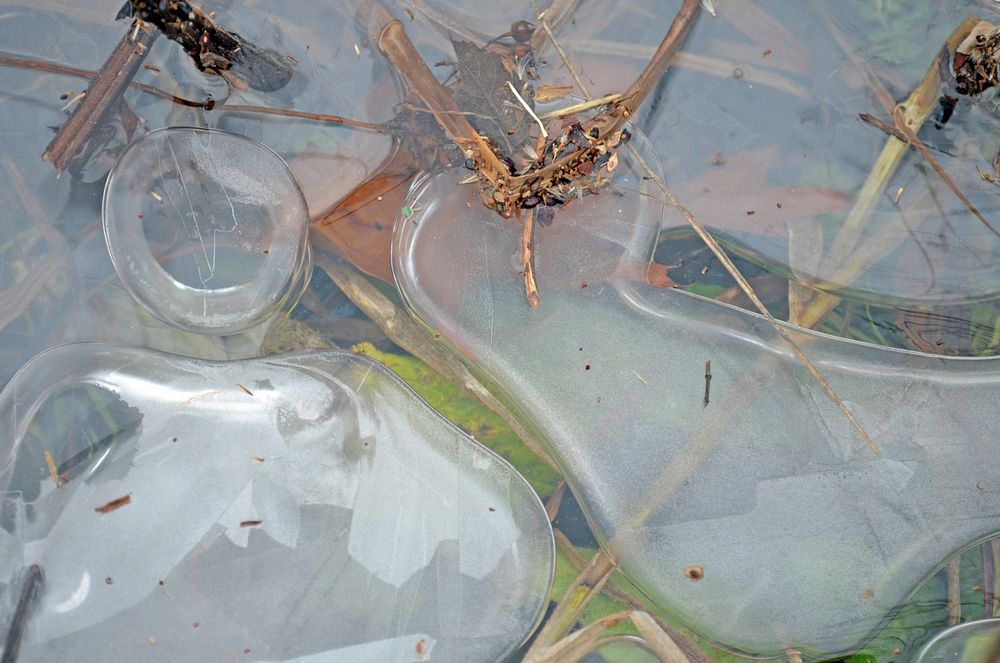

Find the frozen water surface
[[0, 344, 553, 662], [393, 129, 1000, 656], [103, 127, 312, 334], [4, 0, 1000, 659]]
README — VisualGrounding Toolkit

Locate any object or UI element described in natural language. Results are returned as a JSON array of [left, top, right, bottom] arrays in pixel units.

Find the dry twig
[[795, 16, 979, 328], [522, 209, 541, 308], [43, 20, 156, 173]]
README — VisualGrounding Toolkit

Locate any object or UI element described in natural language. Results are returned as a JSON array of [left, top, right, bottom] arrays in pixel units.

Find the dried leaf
[[311, 150, 419, 283], [630, 611, 691, 663], [535, 84, 574, 103], [453, 40, 535, 157], [673, 147, 850, 238]]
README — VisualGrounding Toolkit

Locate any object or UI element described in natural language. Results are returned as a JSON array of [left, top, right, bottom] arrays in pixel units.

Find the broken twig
[[703, 360, 711, 406], [43, 20, 156, 173], [1, 565, 43, 663], [522, 209, 540, 308]]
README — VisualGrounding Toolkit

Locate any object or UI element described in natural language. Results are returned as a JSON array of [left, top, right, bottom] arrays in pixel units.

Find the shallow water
[[2, 1, 1000, 661]]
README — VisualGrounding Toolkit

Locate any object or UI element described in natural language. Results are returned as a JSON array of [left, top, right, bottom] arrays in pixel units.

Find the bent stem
[[372, 2, 506, 179], [630, 145, 880, 455], [524, 610, 632, 663], [552, 530, 714, 662], [312, 250, 560, 472], [795, 15, 979, 329], [524, 548, 617, 656], [0, 54, 384, 129], [525, 602, 693, 663]]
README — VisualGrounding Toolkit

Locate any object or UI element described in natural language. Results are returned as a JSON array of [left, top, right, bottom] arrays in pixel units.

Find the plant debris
[[95, 494, 132, 513], [453, 39, 536, 157], [953, 20, 1000, 95], [3, 564, 43, 663], [120, 0, 293, 91], [371, 0, 702, 300], [44, 450, 62, 487]]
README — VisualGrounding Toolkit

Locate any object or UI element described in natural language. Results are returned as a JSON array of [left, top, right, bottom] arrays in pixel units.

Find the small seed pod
[[511, 20, 534, 44], [536, 205, 556, 226]]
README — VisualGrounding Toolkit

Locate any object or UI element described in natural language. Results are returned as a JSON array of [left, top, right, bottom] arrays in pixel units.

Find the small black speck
[[105, 577, 113, 585], [585, 364, 591, 370]]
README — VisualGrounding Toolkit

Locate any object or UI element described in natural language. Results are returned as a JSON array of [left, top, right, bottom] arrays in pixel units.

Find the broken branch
[[43, 20, 156, 173]]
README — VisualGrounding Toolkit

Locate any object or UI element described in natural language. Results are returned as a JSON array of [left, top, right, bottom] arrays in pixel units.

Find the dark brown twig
[[858, 112, 907, 142], [0, 53, 210, 107], [216, 104, 385, 130], [124, 0, 292, 92], [94, 494, 131, 513], [43, 20, 157, 173], [373, 4, 507, 179], [1, 565, 43, 663], [889, 104, 1000, 240], [0, 54, 384, 130], [993, 539, 1000, 616], [703, 360, 711, 406]]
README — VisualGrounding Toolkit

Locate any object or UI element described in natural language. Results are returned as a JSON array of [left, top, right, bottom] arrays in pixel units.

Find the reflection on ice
[[393, 149, 1000, 656], [0, 344, 552, 662]]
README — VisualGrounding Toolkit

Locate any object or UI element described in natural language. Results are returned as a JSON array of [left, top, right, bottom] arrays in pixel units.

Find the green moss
[[352, 342, 562, 498]]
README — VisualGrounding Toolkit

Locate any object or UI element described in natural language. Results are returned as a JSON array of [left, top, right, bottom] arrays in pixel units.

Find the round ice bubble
[[913, 619, 1000, 662], [103, 127, 310, 335]]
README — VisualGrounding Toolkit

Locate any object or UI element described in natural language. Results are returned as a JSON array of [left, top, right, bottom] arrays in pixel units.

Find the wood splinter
[[2, 564, 43, 663], [703, 360, 712, 406], [95, 494, 132, 514], [522, 209, 540, 308]]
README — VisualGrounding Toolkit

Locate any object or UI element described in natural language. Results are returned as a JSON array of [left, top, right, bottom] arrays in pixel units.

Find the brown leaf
[[534, 84, 574, 103], [311, 150, 418, 283], [452, 40, 535, 157], [672, 146, 850, 238]]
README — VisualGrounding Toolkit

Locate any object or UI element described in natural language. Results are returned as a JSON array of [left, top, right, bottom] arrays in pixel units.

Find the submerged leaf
[[453, 40, 535, 157], [352, 342, 562, 498]]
